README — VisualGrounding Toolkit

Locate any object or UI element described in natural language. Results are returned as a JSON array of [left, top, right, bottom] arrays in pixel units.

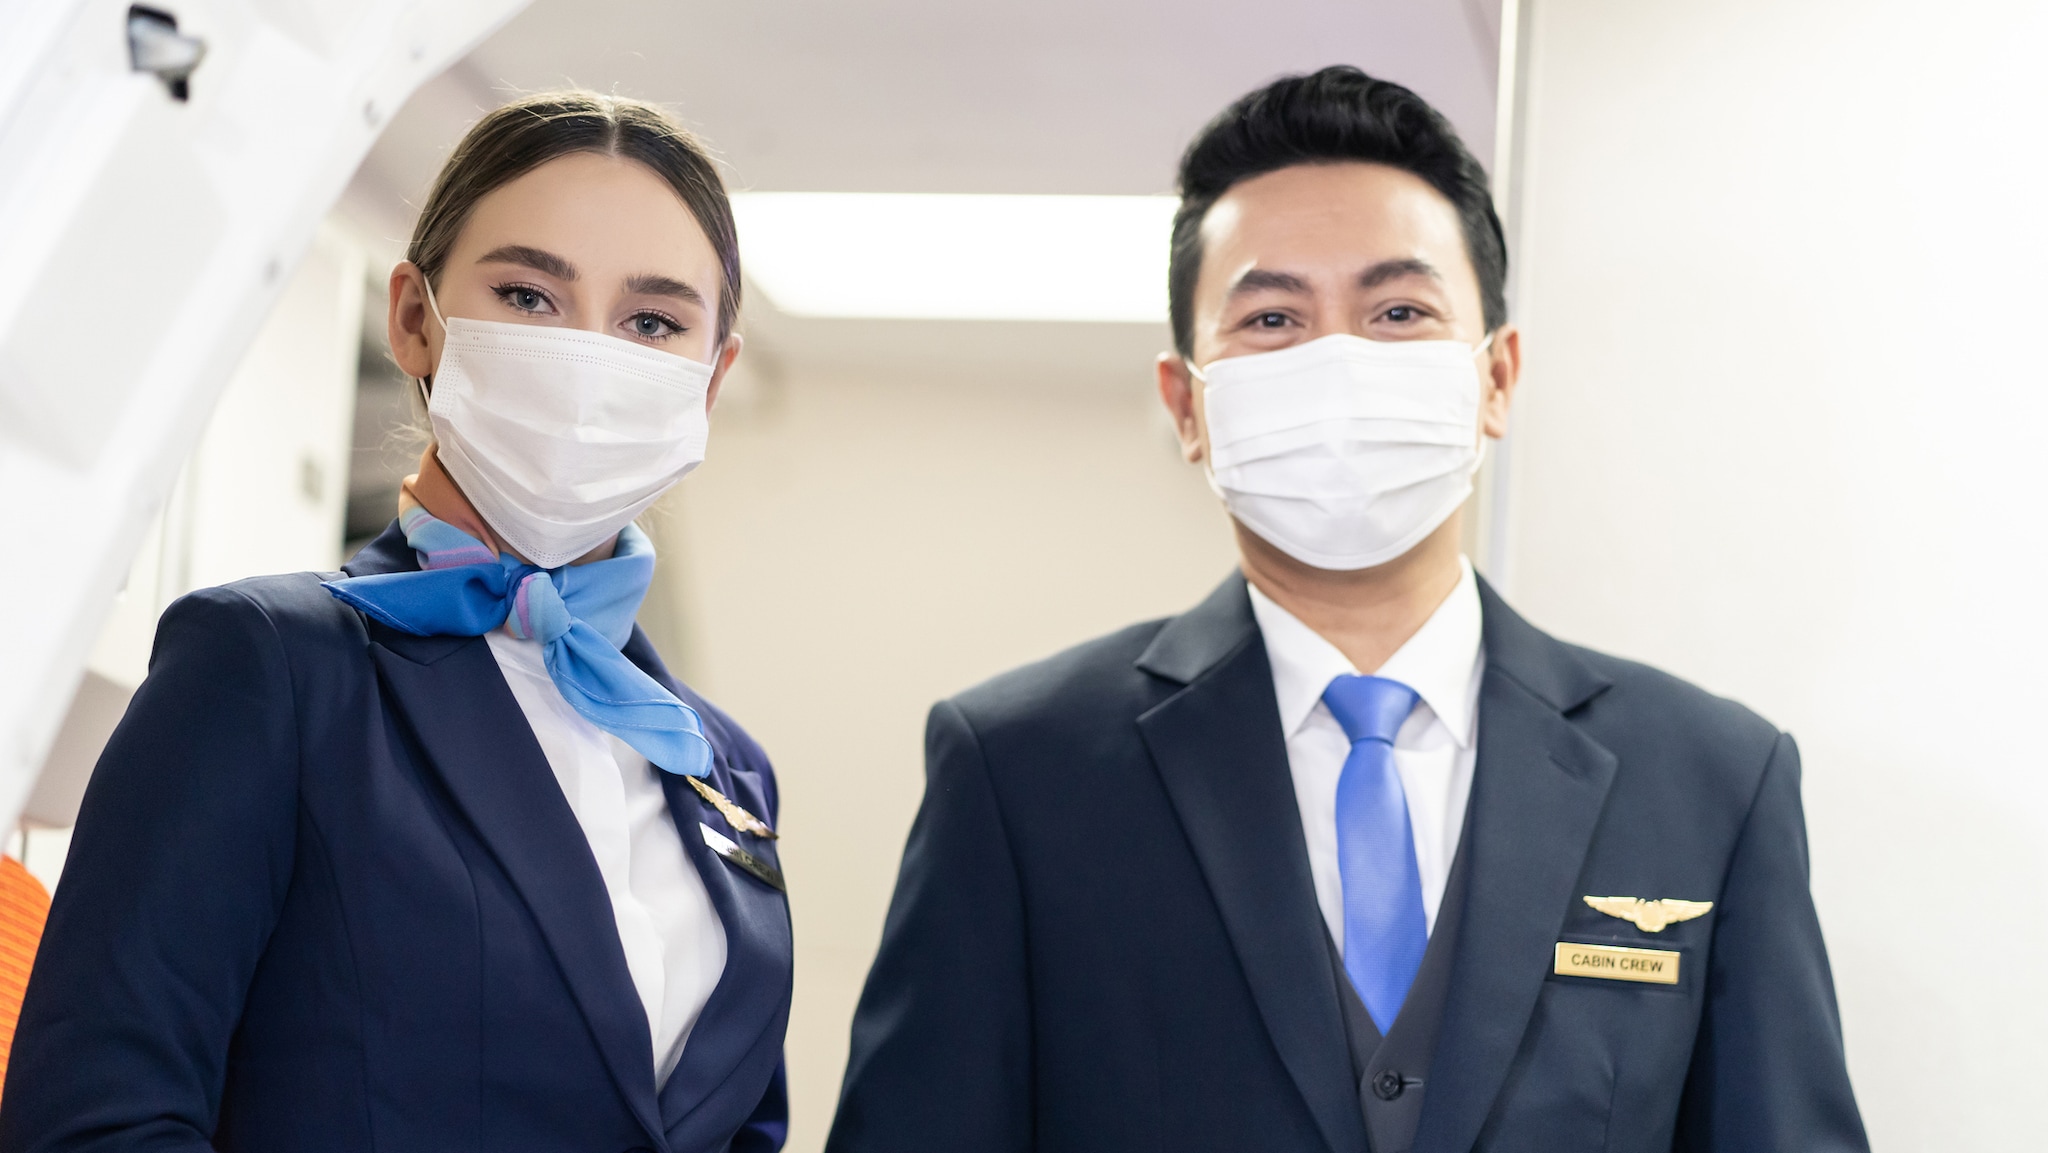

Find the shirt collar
[[1246, 556, 1484, 748]]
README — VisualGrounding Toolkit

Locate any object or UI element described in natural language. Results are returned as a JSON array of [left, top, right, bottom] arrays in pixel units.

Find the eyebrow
[[1225, 268, 1313, 298], [1358, 257, 1444, 290], [475, 244, 578, 281], [475, 247, 706, 308], [1224, 258, 1445, 301], [623, 272, 707, 309]]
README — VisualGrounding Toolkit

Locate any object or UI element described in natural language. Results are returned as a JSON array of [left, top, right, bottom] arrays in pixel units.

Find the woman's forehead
[[456, 152, 717, 281]]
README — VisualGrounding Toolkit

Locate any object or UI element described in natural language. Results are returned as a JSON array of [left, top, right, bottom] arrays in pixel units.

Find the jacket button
[[1372, 1069, 1405, 1101]]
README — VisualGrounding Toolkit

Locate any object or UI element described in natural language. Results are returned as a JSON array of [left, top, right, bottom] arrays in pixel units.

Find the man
[[827, 66, 1867, 1153]]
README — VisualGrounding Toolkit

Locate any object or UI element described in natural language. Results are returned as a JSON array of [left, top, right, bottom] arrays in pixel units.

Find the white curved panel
[[0, 0, 529, 832]]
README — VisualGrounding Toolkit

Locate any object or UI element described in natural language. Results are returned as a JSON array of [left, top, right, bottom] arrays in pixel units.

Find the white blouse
[[485, 630, 727, 1085]]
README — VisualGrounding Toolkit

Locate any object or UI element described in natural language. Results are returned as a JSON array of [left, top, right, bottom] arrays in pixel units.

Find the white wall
[[21, 222, 366, 890], [1504, 2, 2048, 1147], [658, 354, 1238, 1152], [171, 224, 365, 594], [82, 222, 364, 694]]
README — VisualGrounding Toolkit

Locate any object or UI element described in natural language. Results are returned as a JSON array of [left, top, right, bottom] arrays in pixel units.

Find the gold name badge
[[1554, 942, 1681, 985]]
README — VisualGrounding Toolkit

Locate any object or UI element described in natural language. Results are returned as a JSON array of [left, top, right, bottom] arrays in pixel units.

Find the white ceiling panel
[[340, 0, 1505, 384]]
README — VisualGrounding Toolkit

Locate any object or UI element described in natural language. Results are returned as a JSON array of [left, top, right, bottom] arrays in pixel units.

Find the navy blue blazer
[[1, 523, 791, 1153], [829, 574, 1867, 1153]]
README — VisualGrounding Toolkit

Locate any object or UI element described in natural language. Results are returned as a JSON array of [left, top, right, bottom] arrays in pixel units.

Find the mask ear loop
[[1469, 329, 1502, 471], [413, 272, 451, 409], [1176, 355, 1232, 501]]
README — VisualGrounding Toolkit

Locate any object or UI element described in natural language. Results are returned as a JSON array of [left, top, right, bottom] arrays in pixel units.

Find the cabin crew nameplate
[[1553, 942, 1681, 985]]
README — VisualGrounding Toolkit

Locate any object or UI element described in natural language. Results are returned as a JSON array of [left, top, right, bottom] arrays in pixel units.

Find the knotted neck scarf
[[323, 506, 712, 777]]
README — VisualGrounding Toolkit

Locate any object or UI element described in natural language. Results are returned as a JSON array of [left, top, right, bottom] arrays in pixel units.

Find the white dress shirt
[[1246, 556, 1485, 947], [486, 631, 727, 1085]]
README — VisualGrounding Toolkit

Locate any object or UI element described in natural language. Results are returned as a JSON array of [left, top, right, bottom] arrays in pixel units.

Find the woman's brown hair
[[407, 91, 741, 343]]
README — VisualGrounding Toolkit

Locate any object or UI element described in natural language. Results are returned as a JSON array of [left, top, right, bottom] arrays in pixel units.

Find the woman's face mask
[[418, 276, 714, 569]]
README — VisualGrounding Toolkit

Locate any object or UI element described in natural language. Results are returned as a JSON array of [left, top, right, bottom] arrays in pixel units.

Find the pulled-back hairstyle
[[407, 90, 741, 343], [1168, 66, 1506, 357]]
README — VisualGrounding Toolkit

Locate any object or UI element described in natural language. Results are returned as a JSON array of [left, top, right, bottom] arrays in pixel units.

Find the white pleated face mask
[[1193, 332, 1492, 571], [418, 279, 715, 568]]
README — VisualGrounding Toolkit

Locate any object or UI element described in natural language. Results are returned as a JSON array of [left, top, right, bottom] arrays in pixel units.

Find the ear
[[1479, 324, 1522, 440], [1156, 351, 1207, 464], [388, 261, 438, 385], [705, 331, 743, 412]]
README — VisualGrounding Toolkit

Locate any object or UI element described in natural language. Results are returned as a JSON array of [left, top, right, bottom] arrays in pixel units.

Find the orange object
[[0, 856, 51, 1101]]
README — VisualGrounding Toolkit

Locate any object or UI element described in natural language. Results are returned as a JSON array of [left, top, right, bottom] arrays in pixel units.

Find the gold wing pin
[[687, 776, 778, 840], [1583, 895, 1713, 933]]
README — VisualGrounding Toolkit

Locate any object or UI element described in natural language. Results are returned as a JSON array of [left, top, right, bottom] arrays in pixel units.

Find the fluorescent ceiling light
[[731, 192, 1175, 323]]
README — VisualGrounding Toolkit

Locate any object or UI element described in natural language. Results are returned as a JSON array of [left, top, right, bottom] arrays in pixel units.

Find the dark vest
[[1324, 816, 1474, 1153]]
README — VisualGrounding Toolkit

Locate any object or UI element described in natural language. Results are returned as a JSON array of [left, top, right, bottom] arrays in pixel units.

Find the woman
[[0, 93, 789, 1153]]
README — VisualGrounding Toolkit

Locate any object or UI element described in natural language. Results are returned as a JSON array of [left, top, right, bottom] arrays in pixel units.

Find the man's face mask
[[1192, 332, 1493, 571]]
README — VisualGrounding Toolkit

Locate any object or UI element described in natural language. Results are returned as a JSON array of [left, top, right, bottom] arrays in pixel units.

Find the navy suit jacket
[[1, 523, 791, 1153], [829, 574, 1867, 1152]]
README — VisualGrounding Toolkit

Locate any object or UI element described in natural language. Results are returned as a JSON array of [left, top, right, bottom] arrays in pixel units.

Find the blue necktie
[[323, 508, 713, 777], [1322, 674, 1425, 1033]]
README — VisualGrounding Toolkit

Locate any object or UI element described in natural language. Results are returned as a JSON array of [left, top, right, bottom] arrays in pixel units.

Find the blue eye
[[629, 312, 684, 340], [494, 284, 551, 313]]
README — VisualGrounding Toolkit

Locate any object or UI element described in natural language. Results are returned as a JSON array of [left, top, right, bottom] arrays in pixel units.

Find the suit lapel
[[654, 766, 791, 1132], [1412, 581, 1617, 1153], [1136, 576, 1368, 1153], [628, 633, 793, 1135], [367, 620, 668, 1148], [346, 523, 786, 1143]]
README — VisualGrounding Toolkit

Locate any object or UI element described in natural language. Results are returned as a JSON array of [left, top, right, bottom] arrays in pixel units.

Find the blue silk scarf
[[324, 507, 712, 777]]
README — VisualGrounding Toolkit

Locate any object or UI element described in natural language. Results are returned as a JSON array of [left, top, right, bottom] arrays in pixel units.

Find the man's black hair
[[1168, 65, 1508, 357]]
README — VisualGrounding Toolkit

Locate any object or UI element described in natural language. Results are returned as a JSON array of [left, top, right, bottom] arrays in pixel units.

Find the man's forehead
[[1196, 163, 1473, 289]]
